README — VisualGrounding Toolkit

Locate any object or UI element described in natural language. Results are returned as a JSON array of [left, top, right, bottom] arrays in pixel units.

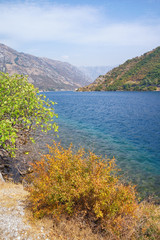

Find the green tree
[[0, 72, 58, 156]]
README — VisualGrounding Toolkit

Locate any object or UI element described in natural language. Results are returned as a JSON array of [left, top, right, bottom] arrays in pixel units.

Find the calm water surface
[[44, 91, 160, 197]]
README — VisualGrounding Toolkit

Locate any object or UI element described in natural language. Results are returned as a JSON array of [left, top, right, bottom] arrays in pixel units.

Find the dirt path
[[0, 182, 54, 240]]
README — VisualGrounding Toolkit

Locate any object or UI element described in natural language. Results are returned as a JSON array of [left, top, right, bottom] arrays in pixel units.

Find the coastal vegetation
[[78, 46, 160, 91], [28, 142, 138, 237], [0, 72, 58, 156], [27, 142, 160, 239], [0, 72, 160, 239]]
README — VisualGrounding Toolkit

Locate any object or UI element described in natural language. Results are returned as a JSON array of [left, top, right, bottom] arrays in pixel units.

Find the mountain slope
[[0, 43, 90, 91], [78, 47, 160, 91], [79, 66, 114, 81]]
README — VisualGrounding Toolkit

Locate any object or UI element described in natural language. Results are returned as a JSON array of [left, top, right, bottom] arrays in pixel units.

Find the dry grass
[[48, 202, 160, 240], [134, 201, 160, 240], [0, 182, 28, 208], [0, 181, 160, 240], [51, 216, 109, 240]]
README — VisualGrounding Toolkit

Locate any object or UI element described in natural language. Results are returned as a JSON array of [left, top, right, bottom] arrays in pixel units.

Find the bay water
[[44, 91, 160, 198]]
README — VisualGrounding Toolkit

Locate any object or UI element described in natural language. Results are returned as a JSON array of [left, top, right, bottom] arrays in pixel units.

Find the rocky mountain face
[[0, 43, 90, 91], [79, 66, 114, 81], [78, 47, 160, 91]]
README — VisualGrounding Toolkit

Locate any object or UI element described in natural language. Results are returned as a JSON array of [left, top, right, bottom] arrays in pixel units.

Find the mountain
[[79, 66, 114, 81], [0, 43, 90, 91], [78, 47, 160, 91]]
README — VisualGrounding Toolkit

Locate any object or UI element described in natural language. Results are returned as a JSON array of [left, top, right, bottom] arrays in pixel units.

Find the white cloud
[[0, 2, 159, 66], [0, 2, 159, 47], [0, 3, 99, 42], [83, 23, 160, 46]]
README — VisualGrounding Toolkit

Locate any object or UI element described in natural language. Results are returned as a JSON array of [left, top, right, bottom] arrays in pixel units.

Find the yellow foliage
[[27, 141, 139, 238]]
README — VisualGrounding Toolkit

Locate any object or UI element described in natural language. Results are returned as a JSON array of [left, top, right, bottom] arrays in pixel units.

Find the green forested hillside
[[78, 46, 160, 91]]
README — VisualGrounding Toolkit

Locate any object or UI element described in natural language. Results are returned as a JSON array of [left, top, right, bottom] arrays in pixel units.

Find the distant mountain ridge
[[79, 66, 114, 81], [78, 47, 160, 91], [0, 43, 90, 91]]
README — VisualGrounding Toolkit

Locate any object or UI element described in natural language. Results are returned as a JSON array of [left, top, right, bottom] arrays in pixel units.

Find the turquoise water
[[44, 91, 160, 198]]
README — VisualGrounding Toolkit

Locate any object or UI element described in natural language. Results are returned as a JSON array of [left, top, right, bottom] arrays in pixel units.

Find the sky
[[0, 0, 160, 67]]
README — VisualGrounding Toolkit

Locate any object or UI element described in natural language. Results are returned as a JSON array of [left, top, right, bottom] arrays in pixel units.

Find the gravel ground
[[0, 182, 53, 240]]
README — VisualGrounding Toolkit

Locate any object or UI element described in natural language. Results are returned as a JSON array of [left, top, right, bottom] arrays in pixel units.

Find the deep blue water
[[44, 91, 160, 198]]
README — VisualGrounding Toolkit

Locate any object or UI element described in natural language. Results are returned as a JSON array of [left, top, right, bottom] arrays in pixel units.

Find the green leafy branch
[[0, 72, 58, 156]]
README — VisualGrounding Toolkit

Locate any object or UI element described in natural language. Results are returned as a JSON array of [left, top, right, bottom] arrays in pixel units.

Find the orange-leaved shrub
[[27, 142, 138, 237]]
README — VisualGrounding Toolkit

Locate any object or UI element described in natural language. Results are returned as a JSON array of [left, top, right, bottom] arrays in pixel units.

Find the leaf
[[0, 72, 58, 155]]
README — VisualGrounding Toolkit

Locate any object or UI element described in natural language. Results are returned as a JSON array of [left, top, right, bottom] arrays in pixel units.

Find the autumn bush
[[28, 141, 139, 238]]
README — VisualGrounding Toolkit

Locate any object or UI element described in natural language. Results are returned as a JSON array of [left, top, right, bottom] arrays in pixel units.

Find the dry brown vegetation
[[26, 142, 160, 240], [0, 181, 160, 239]]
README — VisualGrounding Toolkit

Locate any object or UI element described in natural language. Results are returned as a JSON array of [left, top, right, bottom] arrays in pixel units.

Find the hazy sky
[[0, 0, 160, 66]]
